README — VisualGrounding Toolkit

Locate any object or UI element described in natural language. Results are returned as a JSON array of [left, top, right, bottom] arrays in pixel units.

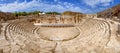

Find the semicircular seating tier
[[1, 18, 120, 53]]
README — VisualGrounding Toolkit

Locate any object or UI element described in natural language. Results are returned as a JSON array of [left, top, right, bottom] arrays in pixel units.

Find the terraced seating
[[77, 19, 110, 42], [4, 20, 37, 43], [1, 17, 120, 53]]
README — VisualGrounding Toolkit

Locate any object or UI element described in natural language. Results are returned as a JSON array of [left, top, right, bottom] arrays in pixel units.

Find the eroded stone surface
[[0, 18, 120, 53]]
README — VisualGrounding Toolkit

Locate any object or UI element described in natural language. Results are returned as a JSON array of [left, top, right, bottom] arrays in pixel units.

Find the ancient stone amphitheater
[[0, 14, 120, 53]]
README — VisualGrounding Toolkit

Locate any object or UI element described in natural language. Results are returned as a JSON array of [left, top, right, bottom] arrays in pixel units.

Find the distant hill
[[62, 11, 82, 16], [0, 12, 17, 21], [62, 11, 86, 18], [97, 4, 120, 19]]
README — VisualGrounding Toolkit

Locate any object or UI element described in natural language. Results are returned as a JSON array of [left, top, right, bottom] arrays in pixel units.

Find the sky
[[0, 0, 120, 14]]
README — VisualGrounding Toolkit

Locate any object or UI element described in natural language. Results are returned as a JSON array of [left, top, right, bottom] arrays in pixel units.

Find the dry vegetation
[[0, 12, 17, 21], [97, 4, 120, 19], [62, 11, 82, 15], [62, 11, 86, 17]]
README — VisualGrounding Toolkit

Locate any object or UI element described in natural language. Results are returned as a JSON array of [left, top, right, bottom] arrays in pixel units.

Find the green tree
[[46, 12, 60, 15]]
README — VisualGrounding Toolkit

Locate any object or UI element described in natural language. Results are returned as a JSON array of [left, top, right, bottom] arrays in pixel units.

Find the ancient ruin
[[0, 12, 120, 53], [0, 3, 120, 53]]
